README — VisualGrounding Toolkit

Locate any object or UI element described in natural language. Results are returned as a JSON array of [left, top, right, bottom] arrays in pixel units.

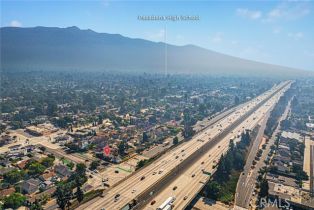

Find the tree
[[72, 163, 87, 187], [40, 156, 55, 168], [229, 140, 235, 152], [118, 141, 126, 156], [3, 193, 26, 209], [198, 104, 206, 115], [3, 169, 24, 184], [47, 100, 58, 117], [67, 161, 74, 170], [89, 161, 99, 170], [183, 124, 194, 138], [27, 162, 46, 176], [234, 95, 240, 105], [233, 151, 245, 170], [30, 199, 43, 210], [206, 181, 220, 200], [215, 154, 231, 182], [0, 124, 6, 134], [76, 186, 84, 203], [56, 183, 72, 210], [98, 115, 103, 125], [259, 179, 269, 198], [136, 160, 146, 169], [173, 136, 179, 145], [75, 163, 86, 177], [142, 132, 149, 142]]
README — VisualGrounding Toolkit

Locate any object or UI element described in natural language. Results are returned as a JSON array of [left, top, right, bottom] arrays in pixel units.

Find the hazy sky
[[1, 0, 314, 71]]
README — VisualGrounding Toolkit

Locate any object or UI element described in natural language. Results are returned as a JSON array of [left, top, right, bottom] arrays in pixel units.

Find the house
[[0, 159, 10, 167], [39, 170, 56, 182], [23, 145, 35, 153], [273, 156, 291, 165], [6, 151, 24, 159], [39, 180, 53, 190], [277, 147, 290, 158], [54, 164, 72, 177], [0, 188, 15, 199], [16, 159, 30, 170], [281, 131, 304, 143], [0, 167, 15, 177], [78, 138, 89, 149], [21, 178, 41, 194], [0, 135, 12, 146], [8, 144, 21, 151]]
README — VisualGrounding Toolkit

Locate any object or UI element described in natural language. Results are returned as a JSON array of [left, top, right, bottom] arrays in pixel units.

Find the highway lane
[[145, 87, 288, 210], [78, 81, 291, 210]]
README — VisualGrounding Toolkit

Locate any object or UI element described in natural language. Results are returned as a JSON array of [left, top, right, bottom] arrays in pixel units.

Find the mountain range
[[0, 26, 309, 77]]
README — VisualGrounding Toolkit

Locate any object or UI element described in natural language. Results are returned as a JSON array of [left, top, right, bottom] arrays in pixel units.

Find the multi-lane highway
[[78, 81, 291, 210], [144, 81, 291, 210]]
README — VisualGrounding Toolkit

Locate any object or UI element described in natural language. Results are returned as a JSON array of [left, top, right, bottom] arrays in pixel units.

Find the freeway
[[142, 108, 236, 159], [77, 81, 291, 210], [235, 97, 292, 209], [143, 82, 291, 210]]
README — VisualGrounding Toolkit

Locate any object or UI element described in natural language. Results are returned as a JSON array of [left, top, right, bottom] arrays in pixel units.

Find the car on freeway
[[114, 194, 120, 201]]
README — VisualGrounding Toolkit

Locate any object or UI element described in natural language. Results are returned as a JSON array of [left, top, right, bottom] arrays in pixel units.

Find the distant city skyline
[[1, 0, 314, 71]]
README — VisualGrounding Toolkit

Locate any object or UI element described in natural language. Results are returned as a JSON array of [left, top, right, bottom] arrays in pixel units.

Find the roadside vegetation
[[203, 131, 251, 204], [264, 88, 293, 137]]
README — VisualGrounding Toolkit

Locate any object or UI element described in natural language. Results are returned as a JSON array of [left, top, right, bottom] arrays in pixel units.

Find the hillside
[[0, 26, 307, 77]]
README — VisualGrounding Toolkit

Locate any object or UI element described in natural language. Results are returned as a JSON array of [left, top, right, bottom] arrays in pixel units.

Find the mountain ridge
[[0, 26, 310, 77]]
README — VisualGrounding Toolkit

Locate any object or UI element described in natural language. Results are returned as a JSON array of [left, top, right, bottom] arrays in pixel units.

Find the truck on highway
[[156, 197, 175, 210], [163, 140, 170, 147], [203, 170, 212, 176], [163, 204, 172, 210]]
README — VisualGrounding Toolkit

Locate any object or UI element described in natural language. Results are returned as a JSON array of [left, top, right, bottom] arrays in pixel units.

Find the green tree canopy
[[3, 169, 25, 184], [3, 193, 26, 209]]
